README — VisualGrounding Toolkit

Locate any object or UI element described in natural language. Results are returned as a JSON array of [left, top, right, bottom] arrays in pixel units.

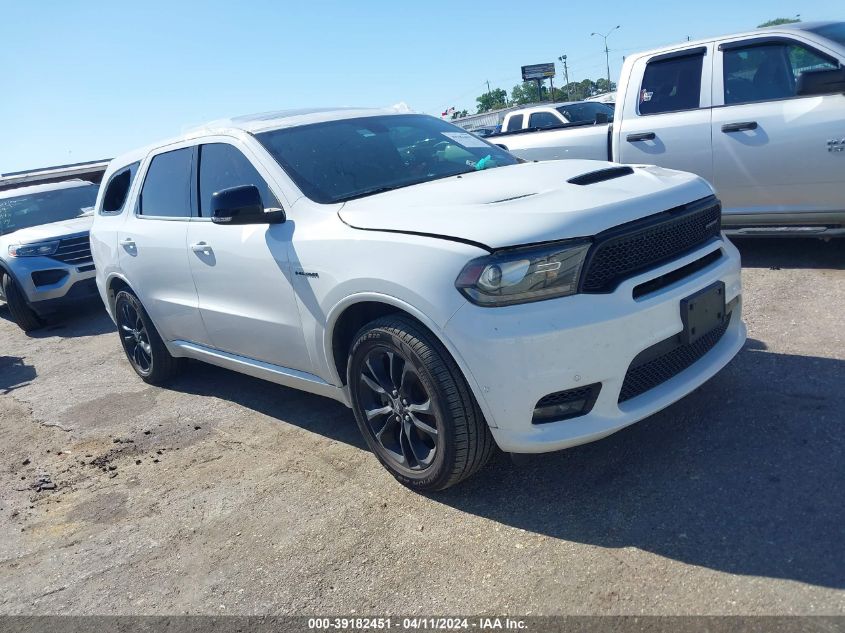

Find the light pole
[[557, 54, 570, 100], [591, 25, 620, 93]]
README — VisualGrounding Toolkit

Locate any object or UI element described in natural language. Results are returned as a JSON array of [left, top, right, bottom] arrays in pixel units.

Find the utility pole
[[558, 54, 570, 100], [486, 80, 492, 99], [591, 25, 620, 92]]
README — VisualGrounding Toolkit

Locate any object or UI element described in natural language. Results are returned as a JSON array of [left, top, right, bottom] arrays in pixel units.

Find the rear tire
[[1, 274, 43, 332], [348, 315, 495, 491], [114, 289, 180, 385]]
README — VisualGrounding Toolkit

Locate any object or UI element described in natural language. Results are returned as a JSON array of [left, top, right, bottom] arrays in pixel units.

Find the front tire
[[348, 315, 494, 491], [114, 289, 180, 385], [1, 274, 43, 332]]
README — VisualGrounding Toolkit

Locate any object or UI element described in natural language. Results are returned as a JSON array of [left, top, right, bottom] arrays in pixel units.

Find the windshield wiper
[[335, 186, 400, 202]]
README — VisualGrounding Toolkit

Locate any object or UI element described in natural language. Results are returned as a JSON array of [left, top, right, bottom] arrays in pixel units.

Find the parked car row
[[0, 179, 100, 330]]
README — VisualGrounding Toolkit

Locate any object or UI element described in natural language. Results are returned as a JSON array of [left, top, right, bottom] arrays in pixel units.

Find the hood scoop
[[567, 166, 634, 186]]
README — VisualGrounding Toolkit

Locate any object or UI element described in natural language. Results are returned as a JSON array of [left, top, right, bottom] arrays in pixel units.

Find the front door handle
[[721, 121, 758, 133], [190, 241, 212, 254], [627, 132, 656, 142]]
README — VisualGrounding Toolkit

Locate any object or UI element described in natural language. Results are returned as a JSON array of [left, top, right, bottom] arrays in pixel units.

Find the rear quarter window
[[100, 162, 140, 215], [506, 114, 524, 131]]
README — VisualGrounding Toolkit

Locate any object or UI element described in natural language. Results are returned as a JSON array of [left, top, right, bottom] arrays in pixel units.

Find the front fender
[[322, 292, 497, 428]]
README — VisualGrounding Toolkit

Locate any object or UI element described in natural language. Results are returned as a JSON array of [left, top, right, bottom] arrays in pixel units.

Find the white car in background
[[91, 108, 745, 490], [0, 179, 100, 330]]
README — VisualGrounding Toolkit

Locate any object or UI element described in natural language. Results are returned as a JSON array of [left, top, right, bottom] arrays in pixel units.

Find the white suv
[[91, 108, 746, 491]]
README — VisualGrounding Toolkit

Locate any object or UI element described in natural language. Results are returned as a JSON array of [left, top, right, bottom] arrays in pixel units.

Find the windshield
[[0, 183, 99, 236], [256, 114, 520, 204], [556, 102, 614, 123], [809, 23, 845, 48]]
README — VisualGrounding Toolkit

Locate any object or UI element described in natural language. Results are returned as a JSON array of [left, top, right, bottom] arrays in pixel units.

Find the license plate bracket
[[680, 281, 725, 345]]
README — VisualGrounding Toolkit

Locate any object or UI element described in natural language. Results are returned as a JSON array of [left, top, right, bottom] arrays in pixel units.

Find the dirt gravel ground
[[0, 238, 843, 616]]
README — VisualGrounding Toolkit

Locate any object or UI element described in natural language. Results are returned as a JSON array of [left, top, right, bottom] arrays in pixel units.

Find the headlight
[[455, 240, 591, 306], [8, 240, 60, 258]]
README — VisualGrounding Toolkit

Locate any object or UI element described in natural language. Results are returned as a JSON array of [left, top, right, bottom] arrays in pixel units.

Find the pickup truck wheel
[[1, 273, 43, 332], [348, 315, 495, 491], [114, 290, 180, 385]]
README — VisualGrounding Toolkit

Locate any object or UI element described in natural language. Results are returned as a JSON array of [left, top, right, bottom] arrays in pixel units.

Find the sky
[[0, 0, 840, 173]]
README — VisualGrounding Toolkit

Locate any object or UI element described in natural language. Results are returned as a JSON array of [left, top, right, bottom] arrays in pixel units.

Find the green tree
[[511, 81, 547, 105], [594, 78, 617, 94], [553, 82, 586, 101], [451, 109, 468, 120], [476, 88, 508, 113], [758, 17, 801, 27]]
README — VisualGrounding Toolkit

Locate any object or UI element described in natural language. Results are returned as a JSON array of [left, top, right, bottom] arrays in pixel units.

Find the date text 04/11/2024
[[307, 617, 528, 630]]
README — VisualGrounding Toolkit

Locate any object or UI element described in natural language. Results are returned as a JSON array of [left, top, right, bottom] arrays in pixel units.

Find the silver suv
[[0, 179, 100, 331]]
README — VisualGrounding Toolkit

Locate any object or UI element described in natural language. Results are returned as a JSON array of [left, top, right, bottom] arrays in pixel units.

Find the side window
[[506, 114, 524, 131], [788, 43, 838, 81], [138, 148, 193, 218], [198, 143, 279, 217], [639, 54, 703, 115], [723, 42, 837, 105], [528, 112, 561, 129], [100, 162, 139, 215]]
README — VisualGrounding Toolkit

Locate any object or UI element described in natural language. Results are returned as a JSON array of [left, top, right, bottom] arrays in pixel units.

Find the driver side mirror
[[796, 67, 845, 97], [211, 185, 285, 225]]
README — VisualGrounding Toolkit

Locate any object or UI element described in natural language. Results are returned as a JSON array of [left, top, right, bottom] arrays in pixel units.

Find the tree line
[[473, 78, 616, 115]]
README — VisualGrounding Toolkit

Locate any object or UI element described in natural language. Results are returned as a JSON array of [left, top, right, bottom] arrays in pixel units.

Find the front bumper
[[443, 237, 745, 453], [2, 255, 97, 316]]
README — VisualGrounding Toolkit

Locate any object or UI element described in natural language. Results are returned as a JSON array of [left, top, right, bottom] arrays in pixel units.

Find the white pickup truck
[[489, 21, 845, 236], [496, 102, 615, 162]]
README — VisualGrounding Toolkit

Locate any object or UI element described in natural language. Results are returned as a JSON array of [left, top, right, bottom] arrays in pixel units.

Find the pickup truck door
[[185, 141, 311, 373], [615, 45, 714, 184], [711, 35, 844, 219]]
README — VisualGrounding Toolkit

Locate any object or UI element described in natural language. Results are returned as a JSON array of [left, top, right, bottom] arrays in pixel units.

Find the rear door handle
[[627, 132, 656, 142], [120, 238, 136, 248], [721, 121, 758, 133], [190, 241, 212, 254]]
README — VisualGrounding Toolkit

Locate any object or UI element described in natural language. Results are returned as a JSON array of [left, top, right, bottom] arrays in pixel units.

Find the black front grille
[[619, 315, 731, 403], [51, 233, 92, 265], [581, 197, 721, 293]]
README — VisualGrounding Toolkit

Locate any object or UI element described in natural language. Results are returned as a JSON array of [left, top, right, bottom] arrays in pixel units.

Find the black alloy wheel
[[358, 346, 440, 471], [113, 289, 180, 385], [348, 315, 495, 491], [118, 296, 153, 375]]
